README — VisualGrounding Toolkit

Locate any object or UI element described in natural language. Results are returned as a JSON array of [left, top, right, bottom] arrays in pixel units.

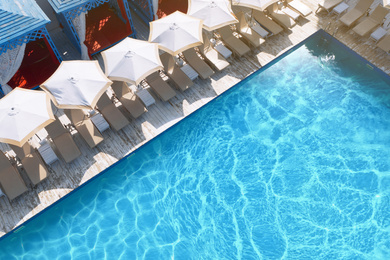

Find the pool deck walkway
[[0, 0, 389, 237]]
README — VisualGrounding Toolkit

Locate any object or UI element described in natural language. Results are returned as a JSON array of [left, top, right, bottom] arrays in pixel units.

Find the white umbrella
[[101, 38, 163, 85], [187, 0, 238, 31], [148, 11, 204, 56], [384, 0, 390, 9], [0, 88, 54, 146], [41, 60, 112, 110], [232, 0, 278, 11]]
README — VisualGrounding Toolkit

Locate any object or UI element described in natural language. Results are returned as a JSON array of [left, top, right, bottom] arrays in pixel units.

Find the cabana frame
[[48, 0, 136, 57], [0, 0, 62, 91]]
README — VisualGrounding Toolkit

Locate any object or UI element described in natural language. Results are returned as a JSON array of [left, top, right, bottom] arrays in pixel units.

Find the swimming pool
[[1, 30, 389, 259]]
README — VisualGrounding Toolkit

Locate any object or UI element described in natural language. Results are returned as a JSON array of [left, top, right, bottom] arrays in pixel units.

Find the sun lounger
[[282, 6, 301, 21], [45, 117, 82, 163], [316, 0, 343, 13], [145, 72, 176, 102], [287, 0, 312, 17], [252, 10, 284, 36], [10, 143, 49, 186], [352, 5, 389, 37], [268, 8, 296, 29], [198, 34, 230, 71], [218, 26, 251, 57], [64, 109, 104, 148], [160, 52, 194, 91], [377, 34, 390, 53], [237, 12, 264, 48], [0, 151, 28, 200], [111, 81, 148, 118], [96, 92, 129, 131], [182, 48, 215, 79], [339, 0, 374, 27]]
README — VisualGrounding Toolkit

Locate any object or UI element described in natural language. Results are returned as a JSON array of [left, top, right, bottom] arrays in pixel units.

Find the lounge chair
[[218, 26, 251, 57], [198, 34, 230, 71], [339, 0, 374, 27], [316, 0, 343, 13], [352, 5, 389, 37], [10, 142, 49, 186], [96, 92, 129, 131], [111, 81, 148, 118], [377, 34, 390, 53], [252, 10, 284, 36], [64, 109, 104, 148], [286, 0, 312, 17], [281, 5, 301, 21], [160, 52, 194, 91], [267, 4, 296, 29], [45, 117, 82, 163], [145, 72, 176, 102], [237, 12, 264, 48], [182, 48, 215, 79], [0, 151, 28, 201]]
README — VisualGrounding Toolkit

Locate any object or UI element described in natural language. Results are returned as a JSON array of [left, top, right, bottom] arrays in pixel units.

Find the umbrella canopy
[[384, 0, 390, 9], [232, 0, 278, 11], [148, 11, 203, 56], [41, 60, 112, 110], [101, 38, 163, 85], [187, 0, 238, 31], [0, 88, 54, 146]]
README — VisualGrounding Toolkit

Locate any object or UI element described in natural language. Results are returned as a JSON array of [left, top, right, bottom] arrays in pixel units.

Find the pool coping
[[1, 29, 390, 242]]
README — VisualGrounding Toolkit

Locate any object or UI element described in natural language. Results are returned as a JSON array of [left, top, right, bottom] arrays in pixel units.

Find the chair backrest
[[111, 81, 129, 98], [238, 12, 249, 31], [253, 10, 267, 24], [45, 117, 68, 139], [183, 48, 199, 61], [146, 71, 160, 82], [218, 26, 234, 39], [200, 32, 213, 54], [0, 151, 28, 200], [160, 52, 176, 74], [64, 109, 88, 125], [369, 5, 389, 24], [10, 142, 32, 159], [96, 93, 112, 110], [0, 151, 11, 172], [266, 2, 278, 13], [355, 0, 374, 13]]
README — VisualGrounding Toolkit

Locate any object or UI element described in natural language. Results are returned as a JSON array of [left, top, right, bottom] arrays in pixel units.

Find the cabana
[[0, 0, 62, 94], [48, 0, 136, 59], [128, 0, 187, 23]]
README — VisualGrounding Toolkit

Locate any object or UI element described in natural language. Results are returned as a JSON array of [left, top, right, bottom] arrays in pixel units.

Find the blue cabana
[[48, 0, 136, 58], [0, 0, 61, 93]]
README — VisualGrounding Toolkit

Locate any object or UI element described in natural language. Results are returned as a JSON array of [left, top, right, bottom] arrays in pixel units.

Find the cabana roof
[[48, 0, 101, 13], [0, 0, 50, 48]]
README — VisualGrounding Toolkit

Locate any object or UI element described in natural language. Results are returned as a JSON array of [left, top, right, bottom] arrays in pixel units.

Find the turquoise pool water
[[1, 30, 390, 259]]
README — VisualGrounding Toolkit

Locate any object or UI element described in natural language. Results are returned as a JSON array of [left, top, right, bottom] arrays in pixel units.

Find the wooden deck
[[1, 0, 389, 237]]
